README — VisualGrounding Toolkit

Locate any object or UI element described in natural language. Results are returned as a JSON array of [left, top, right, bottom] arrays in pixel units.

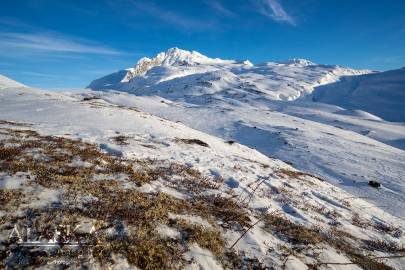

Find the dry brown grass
[[323, 230, 396, 270], [112, 135, 131, 145], [1, 125, 399, 270], [142, 162, 223, 197], [0, 129, 152, 187], [275, 168, 324, 182], [222, 250, 268, 270], [0, 145, 22, 160], [173, 219, 225, 257], [0, 126, 251, 269], [174, 138, 209, 148], [0, 190, 23, 211], [363, 239, 405, 253], [0, 120, 31, 126], [92, 231, 184, 269], [263, 214, 322, 245], [372, 221, 402, 238], [194, 195, 251, 229], [351, 212, 369, 228], [263, 215, 396, 270]]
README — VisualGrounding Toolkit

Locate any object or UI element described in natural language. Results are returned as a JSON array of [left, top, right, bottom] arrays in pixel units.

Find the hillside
[[0, 74, 26, 89], [86, 48, 405, 220], [312, 68, 405, 122], [1, 80, 405, 269]]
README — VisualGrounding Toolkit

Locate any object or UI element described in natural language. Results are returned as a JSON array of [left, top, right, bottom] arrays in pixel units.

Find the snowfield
[[312, 68, 405, 122], [1, 84, 405, 269]]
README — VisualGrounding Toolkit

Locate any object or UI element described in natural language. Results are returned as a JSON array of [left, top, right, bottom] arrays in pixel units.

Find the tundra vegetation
[[0, 121, 404, 269]]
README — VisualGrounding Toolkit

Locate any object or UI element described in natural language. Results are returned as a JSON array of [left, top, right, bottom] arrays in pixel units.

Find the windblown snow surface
[[87, 48, 405, 222], [312, 68, 405, 122], [1, 78, 405, 269]]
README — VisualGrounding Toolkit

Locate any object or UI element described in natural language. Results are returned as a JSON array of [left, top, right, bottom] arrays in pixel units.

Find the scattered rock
[[82, 96, 100, 101], [368, 181, 381, 188]]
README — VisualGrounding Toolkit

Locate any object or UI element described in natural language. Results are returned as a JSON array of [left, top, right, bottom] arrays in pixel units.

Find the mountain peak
[[122, 48, 231, 82], [164, 47, 193, 57], [156, 47, 210, 66]]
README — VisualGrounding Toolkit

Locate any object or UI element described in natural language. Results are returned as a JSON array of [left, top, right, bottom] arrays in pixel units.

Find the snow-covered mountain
[[88, 47, 370, 101], [2, 82, 405, 269], [312, 67, 405, 122], [86, 48, 405, 221], [122, 47, 235, 82]]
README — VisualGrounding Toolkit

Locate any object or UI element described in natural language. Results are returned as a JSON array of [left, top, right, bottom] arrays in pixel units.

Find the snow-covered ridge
[[88, 47, 371, 100], [0, 74, 26, 89], [276, 58, 316, 66]]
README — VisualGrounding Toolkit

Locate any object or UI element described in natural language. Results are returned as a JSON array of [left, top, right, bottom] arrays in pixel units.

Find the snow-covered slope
[[312, 68, 405, 122], [0, 74, 26, 89], [77, 90, 405, 218], [88, 48, 370, 101], [85, 48, 405, 220], [1, 86, 405, 269], [87, 69, 128, 90]]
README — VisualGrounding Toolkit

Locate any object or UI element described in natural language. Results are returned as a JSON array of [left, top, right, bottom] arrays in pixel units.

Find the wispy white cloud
[[0, 32, 125, 55], [205, 0, 236, 17], [129, 1, 216, 30], [253, 0, 295, 25]]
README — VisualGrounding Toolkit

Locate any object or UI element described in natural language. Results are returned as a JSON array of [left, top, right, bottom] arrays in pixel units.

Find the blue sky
[[1, 0, 404, 89]]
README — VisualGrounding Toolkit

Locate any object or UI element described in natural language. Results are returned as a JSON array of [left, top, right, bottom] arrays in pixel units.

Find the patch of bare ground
[[174, 138, 209, 147], [111, 135, 131, 145], [264, 214, 322, 246], [145, 162, 223, 196], [0, 189, 23, 211], [275, 168, 324, 182], [239, 157, 270, 169], [0, 120, 32, 126], [372, 220, 403, 238], [363, 239, 405, 253]]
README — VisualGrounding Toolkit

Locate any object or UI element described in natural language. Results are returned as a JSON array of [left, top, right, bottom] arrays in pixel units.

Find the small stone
[[368, 180, 381, 188]]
